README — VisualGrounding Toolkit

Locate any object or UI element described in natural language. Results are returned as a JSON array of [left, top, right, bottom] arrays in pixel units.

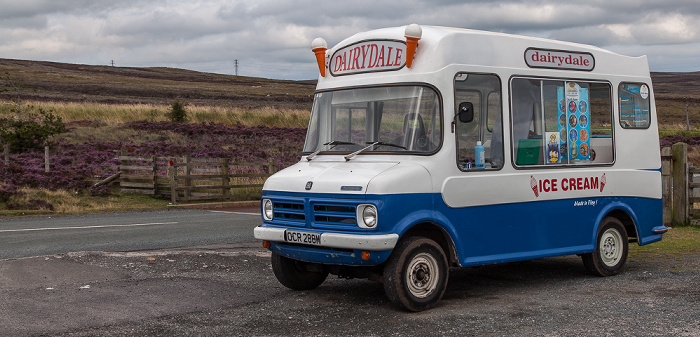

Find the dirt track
[[1, 241, 697, 336]]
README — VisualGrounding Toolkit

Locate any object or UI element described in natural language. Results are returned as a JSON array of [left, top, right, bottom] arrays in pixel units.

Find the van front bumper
[[253, 226, 399, 251]]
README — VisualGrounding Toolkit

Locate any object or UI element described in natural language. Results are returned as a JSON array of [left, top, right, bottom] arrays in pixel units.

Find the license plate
[[284, 230, 322, 246]]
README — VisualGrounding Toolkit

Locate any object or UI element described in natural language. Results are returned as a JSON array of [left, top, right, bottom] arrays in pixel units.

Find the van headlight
[[357, 204, 378, 228], [263, 199, 273, 220]]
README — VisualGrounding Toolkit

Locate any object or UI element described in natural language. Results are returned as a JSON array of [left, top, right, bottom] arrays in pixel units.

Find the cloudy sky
[[1, 0, 699, 80]]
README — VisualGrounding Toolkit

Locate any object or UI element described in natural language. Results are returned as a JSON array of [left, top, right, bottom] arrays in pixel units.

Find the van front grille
[[313, 203, 356, 227], [273, 201, 305, 222]]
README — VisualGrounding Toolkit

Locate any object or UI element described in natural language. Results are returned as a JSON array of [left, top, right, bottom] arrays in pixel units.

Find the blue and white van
[[254, 24, 667, 311]]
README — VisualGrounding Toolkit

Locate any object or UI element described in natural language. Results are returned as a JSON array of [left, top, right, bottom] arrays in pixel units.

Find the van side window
[[619, 82, 651, 129], [511, 78, 613, 166], [454, 73, 503, 171]]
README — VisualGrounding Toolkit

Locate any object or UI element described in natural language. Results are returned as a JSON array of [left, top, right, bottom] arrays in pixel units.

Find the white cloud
[[0, 0, 698, 79]]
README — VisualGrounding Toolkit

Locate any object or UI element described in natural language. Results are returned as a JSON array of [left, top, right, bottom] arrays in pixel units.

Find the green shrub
[[167, 100, 188, 122], [0, 109, 66, 153]]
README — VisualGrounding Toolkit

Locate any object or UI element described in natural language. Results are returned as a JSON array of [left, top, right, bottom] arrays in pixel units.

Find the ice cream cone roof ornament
[[311, 37, 328, 77], [404, 24, 422, 68]]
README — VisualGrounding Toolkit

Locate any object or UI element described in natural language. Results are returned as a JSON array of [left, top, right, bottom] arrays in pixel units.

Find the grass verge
[[0, 187, 169, 217], [630, 225, 700, 256]]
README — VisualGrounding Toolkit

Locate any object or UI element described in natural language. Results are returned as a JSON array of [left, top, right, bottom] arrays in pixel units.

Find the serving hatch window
[[303, 85, 442, 155], [510, 78, 613, 167], [619, 82, 651, 129]]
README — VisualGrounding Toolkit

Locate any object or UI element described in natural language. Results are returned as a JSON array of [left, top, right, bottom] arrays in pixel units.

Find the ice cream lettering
[[529, 173, 607, 197]]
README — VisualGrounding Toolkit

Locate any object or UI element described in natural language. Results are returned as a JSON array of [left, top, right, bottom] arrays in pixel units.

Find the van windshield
[[303, 85, 442, 155]]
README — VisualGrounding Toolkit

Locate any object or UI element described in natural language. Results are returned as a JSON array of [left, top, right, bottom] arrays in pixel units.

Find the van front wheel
[[383, 237, 448, 311], [582, 217, 628, 276], [271, 252, 328, 290]]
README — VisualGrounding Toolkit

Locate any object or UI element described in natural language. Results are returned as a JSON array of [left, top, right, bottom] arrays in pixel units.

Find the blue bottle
[[475, 141, 485, 169]]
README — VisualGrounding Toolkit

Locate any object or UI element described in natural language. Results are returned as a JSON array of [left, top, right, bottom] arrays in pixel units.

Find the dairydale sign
[[525, 48, 595, 71], [330, 40, 406, 76]]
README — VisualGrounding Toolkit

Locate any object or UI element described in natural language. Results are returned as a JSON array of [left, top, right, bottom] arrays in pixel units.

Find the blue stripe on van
[[432, 196, 662, 266], [261, 191, 662, 267]]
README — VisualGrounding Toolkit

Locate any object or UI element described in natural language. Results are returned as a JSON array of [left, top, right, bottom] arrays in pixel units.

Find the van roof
[[327, 25, 650, 78]]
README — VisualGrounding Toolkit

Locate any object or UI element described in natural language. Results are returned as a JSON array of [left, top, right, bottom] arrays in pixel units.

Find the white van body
[[254, 25, 666, 311]]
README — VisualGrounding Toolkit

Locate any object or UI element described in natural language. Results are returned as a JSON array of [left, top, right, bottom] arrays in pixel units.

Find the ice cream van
[[253, 24, 667, 311]]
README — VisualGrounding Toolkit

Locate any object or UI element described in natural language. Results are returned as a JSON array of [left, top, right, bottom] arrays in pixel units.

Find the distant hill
[[648, 72, 700, 125], [0, 58, 697, 125], [0, 58, 316, 109]]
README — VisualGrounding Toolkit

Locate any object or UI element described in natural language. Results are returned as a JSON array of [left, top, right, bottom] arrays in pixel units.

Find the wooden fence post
[[672, 142, 689, 225], [221, 158, 230, 199], [690, 164, 699, 222], [170, 158, 178, 204], [120, 148, 127, 178], [267, 158, 275, 175], [44, 145, 50, 172], [152, 156, 158, 196], [661, 147, 672, 225], [184, 155, 191, 200]]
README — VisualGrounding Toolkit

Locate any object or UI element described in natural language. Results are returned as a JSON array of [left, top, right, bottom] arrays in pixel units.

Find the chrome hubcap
[[406, 252, 439, 298], [600, 228, 623, 266]]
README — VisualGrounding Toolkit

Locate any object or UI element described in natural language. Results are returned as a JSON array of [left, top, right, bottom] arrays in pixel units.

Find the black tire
[[271, 252, 328, 290], [383, 237, 449, 311], [581, 217, 629, 276]]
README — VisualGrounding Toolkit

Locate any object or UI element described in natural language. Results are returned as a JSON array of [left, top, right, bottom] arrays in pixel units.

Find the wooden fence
[[119, 144, 696, 221], [661, 142, 699, 225], [4, 144, 54, 173], [119, 153, 276, 204]]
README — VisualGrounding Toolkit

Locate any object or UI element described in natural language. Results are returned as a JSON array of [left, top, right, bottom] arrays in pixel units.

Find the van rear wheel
[[383, 237, 448, 311], [271, 252, 328, 290], [582, 217, 628, 276]]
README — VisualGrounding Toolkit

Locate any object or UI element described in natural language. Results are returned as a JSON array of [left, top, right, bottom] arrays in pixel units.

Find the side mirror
[[458, 102, 474, 123]]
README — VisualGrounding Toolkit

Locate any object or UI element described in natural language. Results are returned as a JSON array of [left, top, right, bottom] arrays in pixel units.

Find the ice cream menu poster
[[557, 82, 590, 161]]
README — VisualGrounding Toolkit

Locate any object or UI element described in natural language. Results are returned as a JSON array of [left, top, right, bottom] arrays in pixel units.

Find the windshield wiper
[[344, 142, 409, 161], [344, 142, 378, 161], [372, 141, 407, 150], [306, 140, 357, 161]]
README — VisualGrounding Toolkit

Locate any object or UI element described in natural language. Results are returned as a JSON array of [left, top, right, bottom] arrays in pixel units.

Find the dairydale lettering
[[525, 48, 595, 71], [330, 40, 406, 75], [531, 51, 590, 67]]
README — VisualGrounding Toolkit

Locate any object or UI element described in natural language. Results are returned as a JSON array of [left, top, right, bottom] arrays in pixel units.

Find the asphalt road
[[0, 208, 261, 259], [0, 210, 698, 336]]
